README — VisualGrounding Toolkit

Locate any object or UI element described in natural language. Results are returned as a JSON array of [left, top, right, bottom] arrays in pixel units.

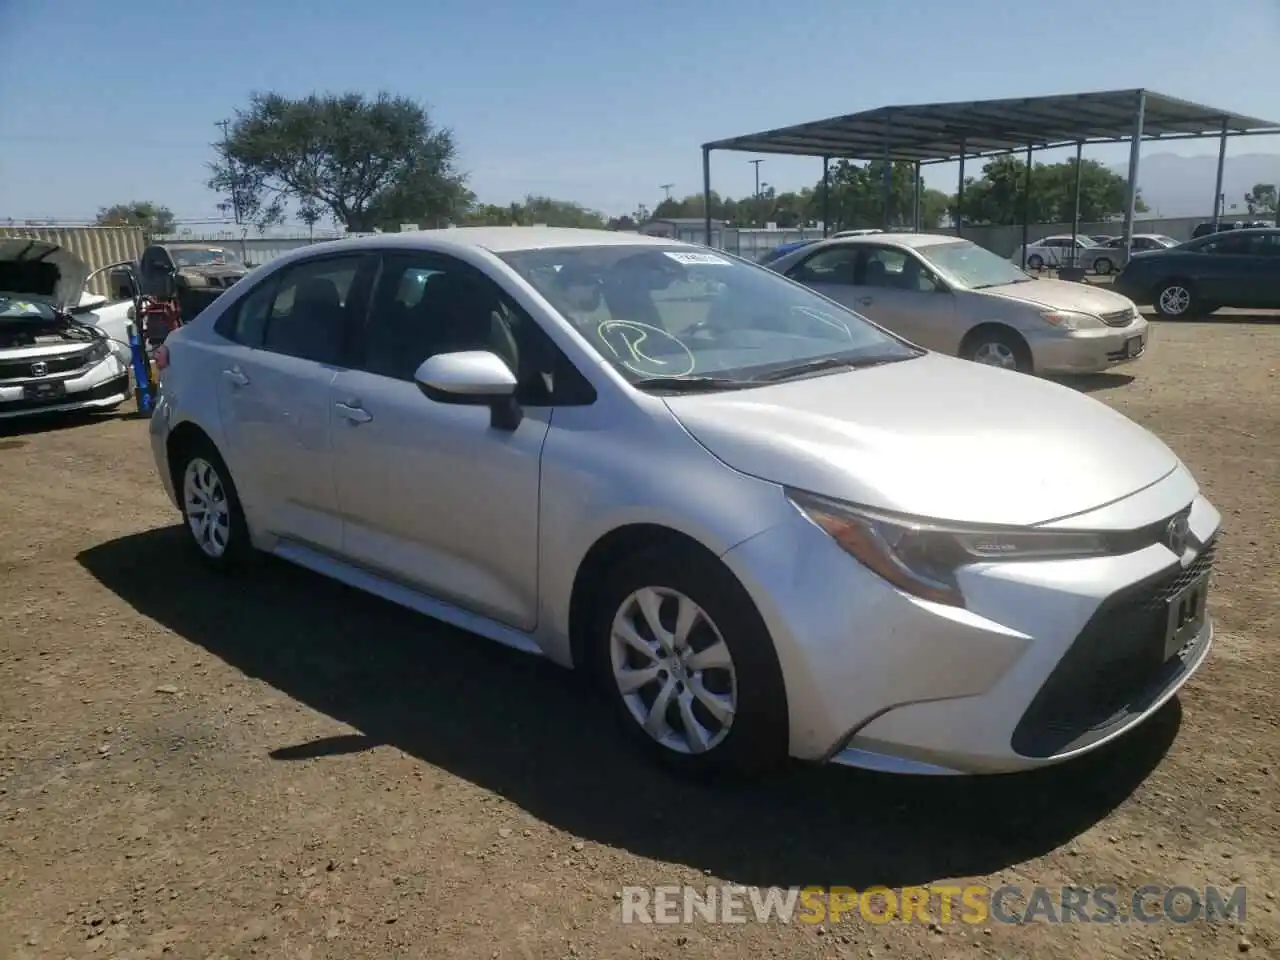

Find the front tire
[[175, 440, 251, 571], [1153, 280, 1197, 319], [590, 546, 789, 779], [1093, 257, 1113, 276], [961, 327, 1033, 373], [1026, 254, 1044, 270]]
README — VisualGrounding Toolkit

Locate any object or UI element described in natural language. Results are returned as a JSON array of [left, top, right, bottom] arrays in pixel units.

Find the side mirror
[[413, 350, 522, 430]]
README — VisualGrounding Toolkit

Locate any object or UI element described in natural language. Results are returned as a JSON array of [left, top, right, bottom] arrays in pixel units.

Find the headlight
[[177, 270, 207, 287], [787, 490, 1112, 608], [85, 339, 110, 363], [1039, 310, 1102, 331]]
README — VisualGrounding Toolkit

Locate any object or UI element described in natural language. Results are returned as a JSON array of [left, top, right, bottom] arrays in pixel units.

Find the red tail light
[[154, 345, 170, 370]]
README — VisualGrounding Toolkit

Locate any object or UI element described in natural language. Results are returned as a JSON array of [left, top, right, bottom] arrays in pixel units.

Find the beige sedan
[[767, 233, 1149, 375]]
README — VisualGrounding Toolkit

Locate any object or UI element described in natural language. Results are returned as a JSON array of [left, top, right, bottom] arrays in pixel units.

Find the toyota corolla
[[148, 228, 1220, 778]]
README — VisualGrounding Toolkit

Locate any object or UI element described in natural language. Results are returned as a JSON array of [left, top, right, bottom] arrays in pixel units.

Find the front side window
[[355, 252, 582, 405], [171, 247, 242, 268], [499, 245, 918, 385]]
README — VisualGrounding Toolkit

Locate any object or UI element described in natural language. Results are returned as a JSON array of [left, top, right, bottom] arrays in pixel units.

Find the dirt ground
[[2, 316, 1278, 960]]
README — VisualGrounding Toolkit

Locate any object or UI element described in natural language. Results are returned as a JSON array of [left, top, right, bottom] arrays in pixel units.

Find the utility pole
[[215, 119, 241, 225], [748, 159, 766, 226], [659, 183, 674, 201]]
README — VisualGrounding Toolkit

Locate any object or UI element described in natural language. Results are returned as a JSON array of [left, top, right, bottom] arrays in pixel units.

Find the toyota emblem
[[30, 360, 48, 377], [1166, 515, 1191, 556]]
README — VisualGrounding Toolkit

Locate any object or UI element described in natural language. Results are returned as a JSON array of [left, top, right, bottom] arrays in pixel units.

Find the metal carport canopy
[[700, 89, 1280, 258]]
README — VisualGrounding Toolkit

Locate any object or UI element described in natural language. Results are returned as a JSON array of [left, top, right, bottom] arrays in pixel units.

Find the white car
[[149, 227, 1219, 778], [1013, 235, 1118, 274], [767, 234, 1148, 374], [0, 239, 135, 420]]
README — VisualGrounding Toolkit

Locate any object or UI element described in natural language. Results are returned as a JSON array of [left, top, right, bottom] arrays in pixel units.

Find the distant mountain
[[1111, 152, 1280, 218]]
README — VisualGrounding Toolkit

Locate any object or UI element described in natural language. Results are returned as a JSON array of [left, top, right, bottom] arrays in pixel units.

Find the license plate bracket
[[22, 380, 67, 402], [1125, 336, 1143, 358], [1163, 572, 1209, 661]]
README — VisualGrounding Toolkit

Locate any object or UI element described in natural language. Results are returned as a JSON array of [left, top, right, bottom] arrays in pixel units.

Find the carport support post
[[882, 114, 893, 229], [821, 156, 831, 236], [912, 161, 922, 232], [955, 140, 966, 237], [1122, 90, 1146, 262], [701, 147, 713, 247], [1070, 141, 1083, 256], [1020, 146, 1032, 270], [1212, 118, 1228, 229]]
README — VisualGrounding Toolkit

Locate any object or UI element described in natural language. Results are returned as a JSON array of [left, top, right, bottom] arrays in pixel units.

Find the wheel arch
[[567, 523, 727, 671], [165, 420, 220, 497]]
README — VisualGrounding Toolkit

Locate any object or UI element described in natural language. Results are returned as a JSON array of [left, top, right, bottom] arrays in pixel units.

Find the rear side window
[[214, 254, 372, 365]]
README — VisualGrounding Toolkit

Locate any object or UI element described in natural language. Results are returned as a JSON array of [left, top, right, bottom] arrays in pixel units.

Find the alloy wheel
[[608, 586, 737, 755], [183, 457, 231, 558], [971, 341, 1019, 369], [1158, 285, 1191, 316]]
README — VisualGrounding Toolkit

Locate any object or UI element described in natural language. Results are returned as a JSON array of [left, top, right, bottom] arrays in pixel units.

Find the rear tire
[[173, 438, 252, 572], [589, 545, 789, 780], [1026, 254, 1044, 270], [1093, 257, 1113, 276]]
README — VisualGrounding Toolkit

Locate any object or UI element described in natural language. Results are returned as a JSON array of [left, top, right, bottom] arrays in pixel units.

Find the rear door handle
[[334, 401, 372, 424], [857, 296, 874, 306], [222, 367, 250, 387]]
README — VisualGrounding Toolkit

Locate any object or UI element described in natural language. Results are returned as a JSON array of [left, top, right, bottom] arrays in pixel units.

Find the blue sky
[[2, 0, 1279, 224]]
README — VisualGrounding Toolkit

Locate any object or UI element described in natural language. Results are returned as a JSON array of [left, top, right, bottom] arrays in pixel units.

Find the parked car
[[768, 233, 1147, 374], [0, 238, 134, 421], [1190, 221, 1249, 239], [1089, 234, 1118, 245], [1012, 235, 1119, 274], [113, 242, 251, 322], [831, 228, 884, 238], [757, 238, 818, 265], [1112, 227, 1280, 318], [149, 227, 1219, 779]]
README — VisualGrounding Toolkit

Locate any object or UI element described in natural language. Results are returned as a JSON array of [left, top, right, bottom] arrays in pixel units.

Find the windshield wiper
[[630, 375, 754, 392], [752, 354, 911, 383]]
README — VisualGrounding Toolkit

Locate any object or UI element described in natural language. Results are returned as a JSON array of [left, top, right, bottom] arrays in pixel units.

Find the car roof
[[299, 226, 691, 257], [813, 232, 965, 250]]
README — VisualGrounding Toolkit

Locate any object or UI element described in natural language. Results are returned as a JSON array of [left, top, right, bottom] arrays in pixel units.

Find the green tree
[[208, 91, 470, 232], [95, 201, 175, 234], [461, 195, 606, 228], [955, 157, 1143, 225], [1246, 183, 1277, 215], [810, 160, 948, 231]]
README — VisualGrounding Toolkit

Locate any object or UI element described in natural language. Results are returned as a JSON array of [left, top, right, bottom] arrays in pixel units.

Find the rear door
[[783, 244, 862, 311], [213, 252, 376, 553]]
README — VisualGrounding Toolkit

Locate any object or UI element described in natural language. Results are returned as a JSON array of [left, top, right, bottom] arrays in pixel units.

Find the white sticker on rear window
[[663, 251, 732, 266]]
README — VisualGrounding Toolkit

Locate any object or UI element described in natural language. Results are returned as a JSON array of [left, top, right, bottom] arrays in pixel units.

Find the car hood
[[0, 237, 90, 311], [975, 277, 1136, 314], [663, 353, 1179, 526]]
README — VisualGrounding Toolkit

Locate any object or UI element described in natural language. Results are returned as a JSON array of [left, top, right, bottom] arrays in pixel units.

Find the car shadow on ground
[[0, 409, 116, 440], [78, 526, 1179, 890], [1144, 313, 1280, 326], [1048, 373, 1135, 394]]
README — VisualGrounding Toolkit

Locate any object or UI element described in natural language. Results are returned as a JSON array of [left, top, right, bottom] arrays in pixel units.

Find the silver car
[[149, 228, 1219, 778], [769, 233, 1148, 374]]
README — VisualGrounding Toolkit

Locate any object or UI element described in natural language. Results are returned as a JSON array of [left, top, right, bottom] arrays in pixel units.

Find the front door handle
[[334, 401, 372, 424], [221, 367, 250, 387]]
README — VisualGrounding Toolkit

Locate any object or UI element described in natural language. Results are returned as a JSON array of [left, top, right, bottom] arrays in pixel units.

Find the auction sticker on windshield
[[664, 252, 732, 266]]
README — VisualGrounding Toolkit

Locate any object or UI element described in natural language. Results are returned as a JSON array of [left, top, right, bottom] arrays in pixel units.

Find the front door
[[329, 251, 549, 630], [843, 245, 956, 349], [214, 252, 375, 553]]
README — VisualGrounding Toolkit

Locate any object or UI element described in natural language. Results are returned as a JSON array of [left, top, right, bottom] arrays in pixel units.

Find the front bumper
[[0, 356, 130, 420], [719, 480, 1221, 775], [1027, 321, 1150, 374]]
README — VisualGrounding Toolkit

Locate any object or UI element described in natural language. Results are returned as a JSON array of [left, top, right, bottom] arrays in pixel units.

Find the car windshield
[[0, 295, 57, 321], [498, 245, 920, 385], [171, 247, 240, 268], [916, 240, 1033, 290]]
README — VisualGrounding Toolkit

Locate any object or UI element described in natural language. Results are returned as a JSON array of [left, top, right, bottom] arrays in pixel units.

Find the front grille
[[1100, 307, 1136, 327], [1011, 537, 1217, 758], [0, 349, 92, 382], [1106, 340, 1144, 362]]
